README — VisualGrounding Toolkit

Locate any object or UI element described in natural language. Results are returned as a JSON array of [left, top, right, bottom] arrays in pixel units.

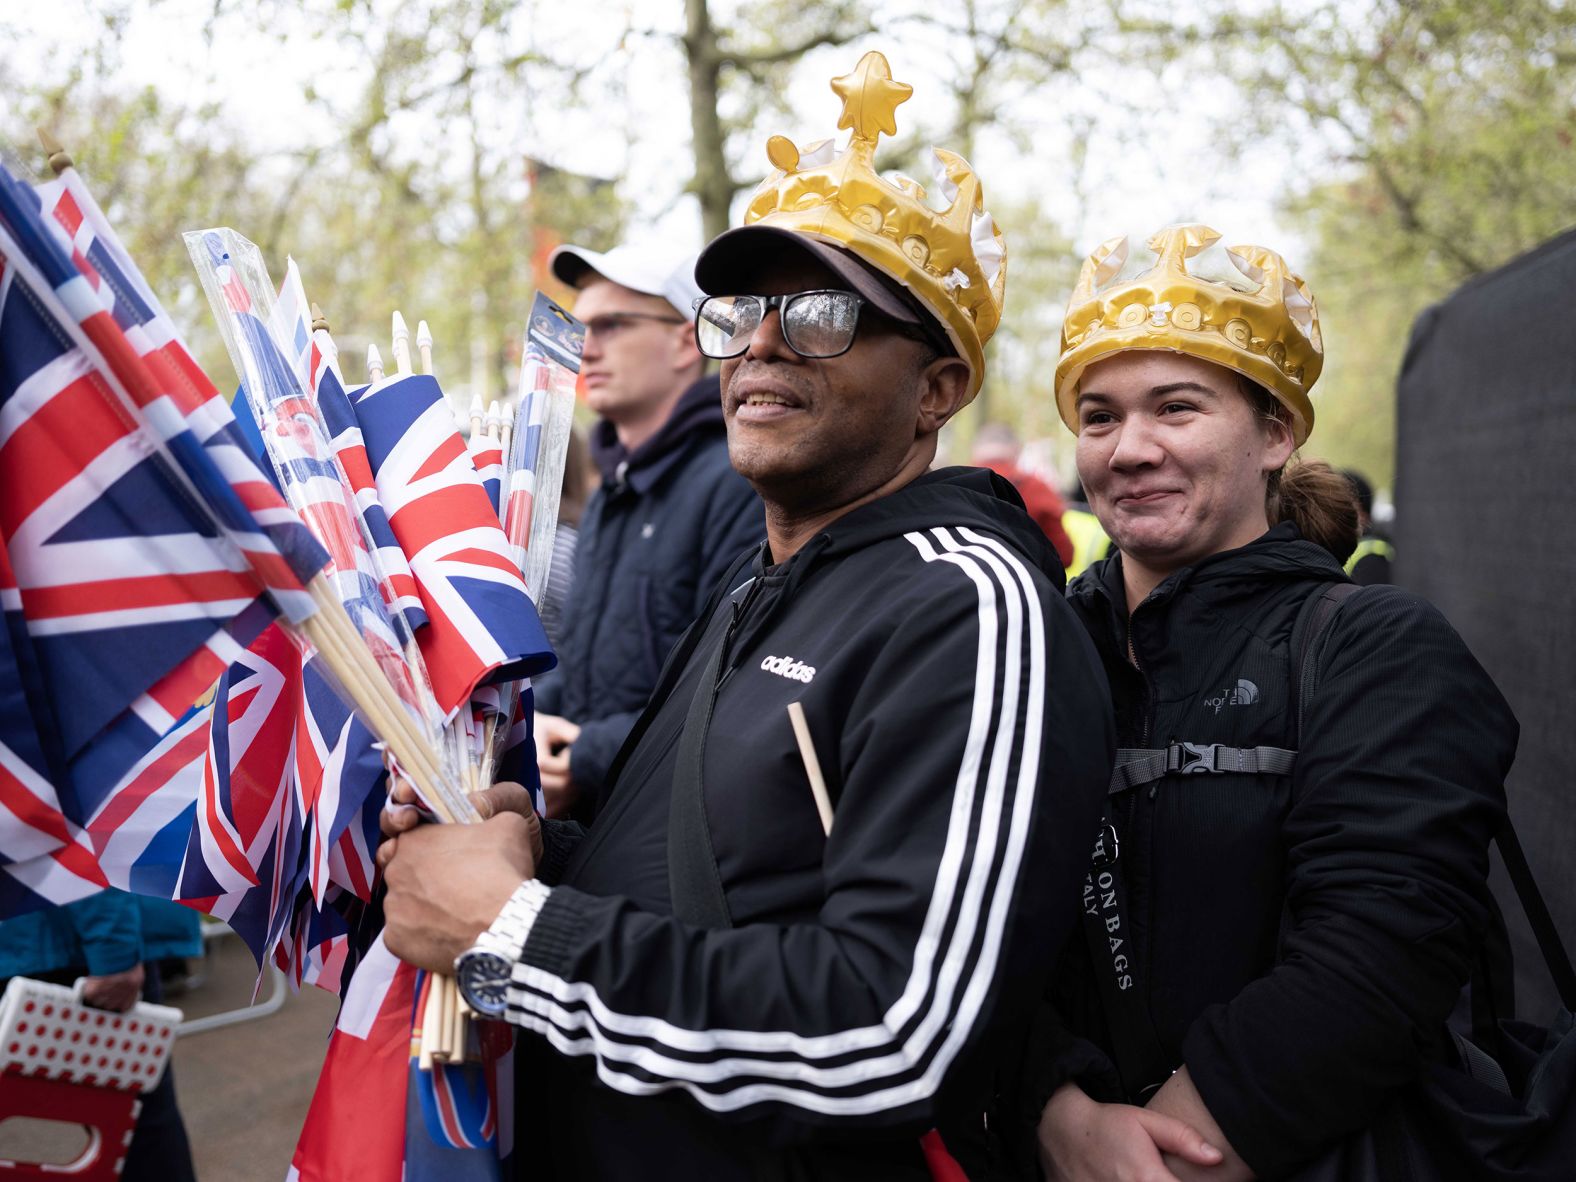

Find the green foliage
[[1181, 0, 1576, 485]]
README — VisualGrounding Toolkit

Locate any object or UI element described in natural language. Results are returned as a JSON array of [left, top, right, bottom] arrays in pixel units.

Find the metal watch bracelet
[[460, 878, 551, 972]]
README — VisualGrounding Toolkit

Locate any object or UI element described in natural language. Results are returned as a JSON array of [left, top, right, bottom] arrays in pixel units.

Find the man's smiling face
[[719, 257, 940, 516]]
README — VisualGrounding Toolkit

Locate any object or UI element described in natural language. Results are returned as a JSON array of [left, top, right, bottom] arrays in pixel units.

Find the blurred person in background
[[0, 891, 201, 1182], [1341, 468, 1395, 585], [1060, 478, 1112, 579], [533, 242, 762, 819], [1023, 224, 1515, 1181], [971, 420, 1073, 568]]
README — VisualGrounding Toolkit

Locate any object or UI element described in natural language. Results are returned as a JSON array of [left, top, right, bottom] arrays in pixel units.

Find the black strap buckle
[[1172, 742, 1222, 774]]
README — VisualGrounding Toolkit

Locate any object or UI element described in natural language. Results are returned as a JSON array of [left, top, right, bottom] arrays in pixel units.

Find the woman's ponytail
[[1267, 460, 1360, 563], [1240, 375, 1362, 563]]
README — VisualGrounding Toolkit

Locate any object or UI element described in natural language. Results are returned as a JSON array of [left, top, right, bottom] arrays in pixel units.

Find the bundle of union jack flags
[[0, 145, 579, 1178]]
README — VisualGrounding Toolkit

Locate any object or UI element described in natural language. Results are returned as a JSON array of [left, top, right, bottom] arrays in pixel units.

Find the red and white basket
[[0, 976, 183, 1181]]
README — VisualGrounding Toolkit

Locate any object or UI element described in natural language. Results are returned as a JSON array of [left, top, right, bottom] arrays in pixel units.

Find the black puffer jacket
[[1023, 523, 1515, 1178], [536, 376, 763, 795]]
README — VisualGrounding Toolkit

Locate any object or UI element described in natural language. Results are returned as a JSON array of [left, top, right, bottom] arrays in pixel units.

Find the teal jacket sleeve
[[64, 889, 144, 977]]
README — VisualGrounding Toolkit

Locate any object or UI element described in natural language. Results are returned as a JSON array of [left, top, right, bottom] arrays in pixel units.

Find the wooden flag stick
[[310, 303, 330, 333], [498, 402, 513, 465], [786, 702, 834, 836], [367, 344, 385, 383], [478, 712, 500, 789], [449, 983, 466, 1064], [417, 320, 433, 375], [299, 577, 458, 823], [419, 979, 440, 1069], [36, 128, 72, 176], [391, 311, 413, 375], [469, 395, 484, 439]]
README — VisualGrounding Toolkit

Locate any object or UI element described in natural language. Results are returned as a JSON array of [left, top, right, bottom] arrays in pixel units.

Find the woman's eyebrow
[[1149, 381, 1219, 398]]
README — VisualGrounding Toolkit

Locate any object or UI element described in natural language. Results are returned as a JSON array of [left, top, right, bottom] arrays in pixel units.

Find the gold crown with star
[[1055, 224, 1324, 444], [742, 51, 1007, 398]]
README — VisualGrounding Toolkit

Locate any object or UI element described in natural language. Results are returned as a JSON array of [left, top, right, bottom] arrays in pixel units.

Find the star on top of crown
[[831, 52, 913, 142]]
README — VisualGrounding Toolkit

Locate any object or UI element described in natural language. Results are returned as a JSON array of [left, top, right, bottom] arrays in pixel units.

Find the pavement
[[0, 933, 342, 1181]]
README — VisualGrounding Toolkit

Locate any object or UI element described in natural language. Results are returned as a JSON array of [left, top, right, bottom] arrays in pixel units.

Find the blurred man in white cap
[[534, 242, 762, 816]]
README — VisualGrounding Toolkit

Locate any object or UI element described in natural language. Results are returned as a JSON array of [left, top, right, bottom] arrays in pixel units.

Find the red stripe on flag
[[430, 1064, 473, 1148], [136, 338, 216, 417], [388, 486, 498, 556], [86, 723, 209, 855], [51, 191, 85, 237], [0, 372, 135, 536], [0, 753, 73, 851], [21, 568, 259, 619], [203, 748, 261, 888], [146, 643, 231, 718], [437, 546, 523, 578], [408, 432, 468, 483], [48, 839, 110, 892]]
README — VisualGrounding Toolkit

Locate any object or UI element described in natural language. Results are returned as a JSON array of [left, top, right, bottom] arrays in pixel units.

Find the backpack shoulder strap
[[1289, 579, 1576, 1014], [1291, 581, 1362, 745]]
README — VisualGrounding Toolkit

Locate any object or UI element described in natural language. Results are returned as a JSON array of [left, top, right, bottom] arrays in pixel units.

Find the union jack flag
[[353, 373, 553, 715], [291, 934, 416, 1182], [174, 624, 307, 967], [276, 260, 425, 636], [31, 168, 327, 622], [223, 382, 387, 911], [295, 654, 384, 907], [0, 166, 330, 920], [465, 432, 503, 519], [0, 521, 106, 912]]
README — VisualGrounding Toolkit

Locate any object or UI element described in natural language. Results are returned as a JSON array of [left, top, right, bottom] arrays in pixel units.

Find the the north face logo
[[760, 655, 816, 684], [1203, 678, 1259, 714]]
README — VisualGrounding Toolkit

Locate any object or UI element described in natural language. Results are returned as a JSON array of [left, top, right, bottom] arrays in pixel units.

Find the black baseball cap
[[694, 225, 952, 354]]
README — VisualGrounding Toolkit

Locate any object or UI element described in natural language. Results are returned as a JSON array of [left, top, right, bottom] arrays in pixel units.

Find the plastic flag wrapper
[[479, 293, 581, 780], [506, 292, 582, 603]]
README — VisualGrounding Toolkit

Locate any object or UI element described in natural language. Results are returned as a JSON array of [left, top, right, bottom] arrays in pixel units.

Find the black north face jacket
[[1022, 524, 1515, 1178], [510, 467, 1114, 1179]]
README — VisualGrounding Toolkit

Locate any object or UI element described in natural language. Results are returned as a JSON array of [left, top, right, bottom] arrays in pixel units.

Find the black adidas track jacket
[[505, 467, 1114, 1179]]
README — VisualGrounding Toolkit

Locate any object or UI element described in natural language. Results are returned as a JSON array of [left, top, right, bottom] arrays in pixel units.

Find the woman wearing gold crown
[[1021, 226, 1517, 1180]]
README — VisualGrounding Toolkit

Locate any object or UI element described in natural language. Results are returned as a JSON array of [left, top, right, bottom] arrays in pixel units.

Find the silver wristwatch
[[454, 879, 550, 1018]]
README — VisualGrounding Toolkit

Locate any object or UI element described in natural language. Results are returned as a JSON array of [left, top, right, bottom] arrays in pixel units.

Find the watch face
[[457, 951, 513, 1018]]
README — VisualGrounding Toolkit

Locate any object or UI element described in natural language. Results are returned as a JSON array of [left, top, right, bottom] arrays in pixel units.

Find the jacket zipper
[[1125, 614, 1155, 761], [716, 578, 766, 694]]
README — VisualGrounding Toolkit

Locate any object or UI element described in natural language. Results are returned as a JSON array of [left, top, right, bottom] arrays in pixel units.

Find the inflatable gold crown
[[1055, 224, 1323, 443], [742, 51, 1007, 398]]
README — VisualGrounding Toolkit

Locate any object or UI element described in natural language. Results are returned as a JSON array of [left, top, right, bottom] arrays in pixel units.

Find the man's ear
[[915, 356, 973, 437], [672, 321, 703, 373]]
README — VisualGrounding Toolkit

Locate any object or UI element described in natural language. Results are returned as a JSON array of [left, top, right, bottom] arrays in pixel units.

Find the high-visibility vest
[[1062, 509, 1111, 579], [1344, 536, 1395, 575]]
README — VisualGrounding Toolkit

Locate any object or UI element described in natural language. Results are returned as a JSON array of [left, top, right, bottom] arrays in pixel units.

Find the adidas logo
[[760, 654, 816, 684]]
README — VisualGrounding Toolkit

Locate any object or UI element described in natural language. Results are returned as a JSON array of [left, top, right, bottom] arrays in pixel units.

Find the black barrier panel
[[1396, 226, 1576, 1020]]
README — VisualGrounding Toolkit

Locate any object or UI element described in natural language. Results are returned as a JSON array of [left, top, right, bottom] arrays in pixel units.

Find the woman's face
[[1074, 350, 1294, 577]]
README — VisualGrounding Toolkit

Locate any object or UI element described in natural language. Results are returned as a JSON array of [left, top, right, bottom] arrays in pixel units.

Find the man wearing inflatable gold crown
[[379, 52, 1113, 1177]]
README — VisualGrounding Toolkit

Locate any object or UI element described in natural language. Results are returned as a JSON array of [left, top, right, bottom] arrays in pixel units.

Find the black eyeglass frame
[[580, 310, 687, 337], [692, 290, 940, 361]]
